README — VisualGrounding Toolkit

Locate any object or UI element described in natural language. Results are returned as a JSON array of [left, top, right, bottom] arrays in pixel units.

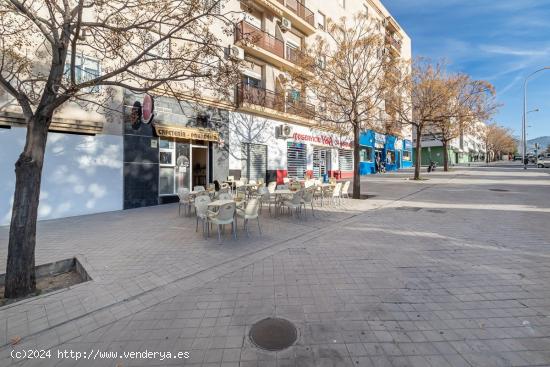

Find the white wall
[[1, 127, 123, 226]]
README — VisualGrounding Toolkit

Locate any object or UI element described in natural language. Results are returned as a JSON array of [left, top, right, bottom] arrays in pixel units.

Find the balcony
[[263, 0, 316, 35], [385, 32, 402, 55], [236, 83, 315, 122], [235, 20, 314, 76]]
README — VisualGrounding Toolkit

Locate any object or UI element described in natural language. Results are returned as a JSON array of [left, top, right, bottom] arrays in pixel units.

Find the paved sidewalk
[[2, 165, 550, 366]]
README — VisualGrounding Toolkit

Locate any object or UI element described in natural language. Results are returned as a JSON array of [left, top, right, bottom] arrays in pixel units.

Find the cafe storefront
[[124, 93, 229, 209]]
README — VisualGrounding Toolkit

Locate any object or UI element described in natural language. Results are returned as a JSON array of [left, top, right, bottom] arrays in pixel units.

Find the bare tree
[[0, 0, 242, 298], [428, 74, 498, 171], [301, 12, 395, 199], [389, 59, 451, 180], [485, 123, 517, 162]]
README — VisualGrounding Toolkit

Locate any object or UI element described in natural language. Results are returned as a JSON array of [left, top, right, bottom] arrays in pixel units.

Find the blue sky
[[382, 0, 550, 139]]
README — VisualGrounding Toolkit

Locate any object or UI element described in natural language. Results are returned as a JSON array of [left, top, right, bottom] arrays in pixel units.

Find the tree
[[427, 74, 498, 171], [485, 124, 516, 162], [302, 12, 395, 199], [389, 58, 450, 180], [0, 0, 241, 298]]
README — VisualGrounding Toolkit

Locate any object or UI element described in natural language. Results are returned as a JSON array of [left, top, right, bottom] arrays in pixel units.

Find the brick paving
[[1, 164, 550, 366]]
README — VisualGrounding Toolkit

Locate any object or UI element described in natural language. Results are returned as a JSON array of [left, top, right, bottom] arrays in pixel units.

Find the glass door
[[191, 145, 209, 190]]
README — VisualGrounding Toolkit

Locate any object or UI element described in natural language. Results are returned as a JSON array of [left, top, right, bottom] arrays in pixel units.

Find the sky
[[382, 0, 550, 140]]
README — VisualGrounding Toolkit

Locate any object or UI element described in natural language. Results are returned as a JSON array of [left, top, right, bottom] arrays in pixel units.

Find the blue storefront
[[359, 130, 413, 175]]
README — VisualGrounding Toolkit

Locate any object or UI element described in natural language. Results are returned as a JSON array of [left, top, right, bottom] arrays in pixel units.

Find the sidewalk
[[2, 166, 550, 366]]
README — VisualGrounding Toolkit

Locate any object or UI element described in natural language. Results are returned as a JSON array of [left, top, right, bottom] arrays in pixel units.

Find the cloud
[[480, 45, 550, 57]]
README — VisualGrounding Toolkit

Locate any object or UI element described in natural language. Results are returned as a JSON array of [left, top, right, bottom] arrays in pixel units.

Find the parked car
[[513, 155, 523, 161], [538, 158, 550, 168]]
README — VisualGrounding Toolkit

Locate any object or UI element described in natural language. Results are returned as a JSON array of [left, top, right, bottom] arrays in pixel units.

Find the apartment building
[[0, 0, 411, 224], [228, 0, 412, 182]]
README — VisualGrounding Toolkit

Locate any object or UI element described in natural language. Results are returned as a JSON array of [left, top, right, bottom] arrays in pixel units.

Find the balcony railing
[[235, 20, 285, 59], [385, 32, 402, 53], [235, 21, 312, 70], [275, 0, 315, 27], [237, 83, 315, 120]]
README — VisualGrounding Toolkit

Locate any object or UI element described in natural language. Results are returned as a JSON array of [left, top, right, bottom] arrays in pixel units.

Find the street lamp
[[523, 67, 550, 170]]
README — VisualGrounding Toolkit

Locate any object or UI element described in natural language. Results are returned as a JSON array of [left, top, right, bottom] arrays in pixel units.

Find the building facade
[[413, 123, 487, 167], [0, 0, 411, 225]]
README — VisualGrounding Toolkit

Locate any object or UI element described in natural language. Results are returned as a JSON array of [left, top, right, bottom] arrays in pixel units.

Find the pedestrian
[[375, 154, 381, 173]]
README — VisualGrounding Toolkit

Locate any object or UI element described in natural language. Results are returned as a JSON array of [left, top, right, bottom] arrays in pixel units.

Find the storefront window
[[338, 149, 354, 171], [403, 150, 411, 161], [159, 167, 175, 195], [386, 151, 395, 164], [360, 147, 373, 162]]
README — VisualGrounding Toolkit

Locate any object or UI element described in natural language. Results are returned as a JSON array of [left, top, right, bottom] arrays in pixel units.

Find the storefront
[[229, 113, 353, 183], [359, 130, 413, 175], [402, 140, 413, 168], [123, 93, 229, 209]]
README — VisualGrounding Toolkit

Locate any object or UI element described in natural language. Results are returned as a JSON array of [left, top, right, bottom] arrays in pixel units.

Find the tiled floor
[[2, 164, 550, 366]]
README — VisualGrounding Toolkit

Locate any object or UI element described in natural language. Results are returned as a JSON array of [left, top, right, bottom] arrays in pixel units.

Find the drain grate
[[489, 189, 509, 192], [249, 318, 297, 351], [427, 209, 446, 214]]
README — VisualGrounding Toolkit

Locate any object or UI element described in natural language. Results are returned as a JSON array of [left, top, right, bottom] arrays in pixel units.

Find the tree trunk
[[352, 123, 361, 199], [414, 126, 422, 180], [442, 140, 449, 172], [4, 115, 50, 299]]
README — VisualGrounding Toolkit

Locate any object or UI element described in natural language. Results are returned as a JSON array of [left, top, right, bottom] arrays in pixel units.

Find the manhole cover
[[489, 189, 509, 192], [249, 318, 297, 351], [395, 207, 422, 212]]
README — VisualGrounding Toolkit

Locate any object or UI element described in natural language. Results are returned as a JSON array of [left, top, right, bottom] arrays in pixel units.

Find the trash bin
[[322, 174, 328, 183]]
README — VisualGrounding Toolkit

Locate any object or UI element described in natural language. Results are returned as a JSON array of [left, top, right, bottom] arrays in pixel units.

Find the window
[[339, 149, 354, 171], [287, 142, 307, 179], [64, 54, 100, 92], [338, 0, 345, 9], [159, 139, 176, 195], [206, 0, 221, 14], [242, 143, 267, 182], [360, 146, 373, 162], [243, 75, 262, 88], [317, 11, 326, 30], [364, 4, 369, 17], [403, 150, 411, 161]]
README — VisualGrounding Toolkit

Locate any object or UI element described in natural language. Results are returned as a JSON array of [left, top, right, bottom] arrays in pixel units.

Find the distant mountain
[[527, 136, 550, 152]]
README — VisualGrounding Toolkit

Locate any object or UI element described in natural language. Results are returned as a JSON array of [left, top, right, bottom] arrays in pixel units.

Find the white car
[[538, 158, 550, 168]]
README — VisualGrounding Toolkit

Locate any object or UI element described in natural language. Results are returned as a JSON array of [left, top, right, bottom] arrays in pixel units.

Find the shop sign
[[154, 124, 219, 142], [375, 132, 386, 144], [292, 132, 352, 149], [404, 140, 412, 150]]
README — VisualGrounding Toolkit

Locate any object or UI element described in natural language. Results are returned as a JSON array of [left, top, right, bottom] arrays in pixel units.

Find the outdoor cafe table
[[207, 199, 235, 208]]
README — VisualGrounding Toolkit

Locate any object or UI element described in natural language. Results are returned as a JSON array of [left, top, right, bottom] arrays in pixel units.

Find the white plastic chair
[[283, 177, 290, 184], [332, 182, 342, 206], [207, 202, 236, 242], [301, 189, 315, 217], [236, 198, 261, 237], [341, 181, 351, 199], [218, 192, 233, 201], [195, 186, 205, 192], [281, 190, 304, 217], [194, 195, 211, 238], [177, 188, 191, 216], [267, 182, 277, 194]]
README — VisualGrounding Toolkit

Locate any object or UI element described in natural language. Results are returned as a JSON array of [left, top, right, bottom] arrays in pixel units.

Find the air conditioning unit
[[280, 17, 292, 31], [276, 124, 293, 139], [228, 45, 245, 60]]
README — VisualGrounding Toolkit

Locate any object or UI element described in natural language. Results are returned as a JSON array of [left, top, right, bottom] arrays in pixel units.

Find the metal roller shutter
[[338, 149, 354, 171], [242, 143, 267, 181], [287, 142, 307, 179]]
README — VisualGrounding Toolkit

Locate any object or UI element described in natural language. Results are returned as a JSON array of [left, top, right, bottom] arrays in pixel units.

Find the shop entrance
[[191, 145, 208, 189], [313, 147, 331, 179], [375, 149, 383, 172]]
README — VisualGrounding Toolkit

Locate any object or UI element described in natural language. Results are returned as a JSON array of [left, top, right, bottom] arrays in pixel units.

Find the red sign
[[292, 132, 352, 149], [142, 94, 154, 123]]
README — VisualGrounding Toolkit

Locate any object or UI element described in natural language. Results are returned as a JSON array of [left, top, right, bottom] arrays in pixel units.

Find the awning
[[153, 123, 219, 142]]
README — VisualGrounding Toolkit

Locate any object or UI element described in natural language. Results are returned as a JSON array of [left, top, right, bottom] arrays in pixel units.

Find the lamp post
[[523, 67, 550, 169]]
